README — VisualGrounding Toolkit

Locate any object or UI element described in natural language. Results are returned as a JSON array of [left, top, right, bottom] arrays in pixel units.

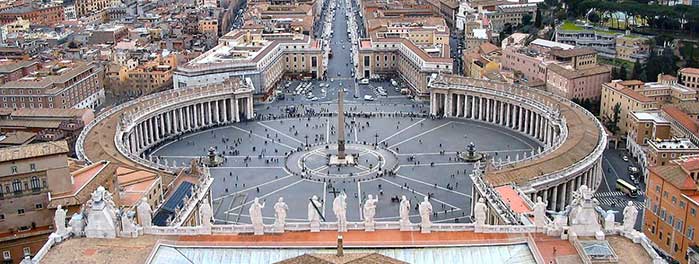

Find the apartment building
[[0, 4, 64, 26], [0, 61, 40, 85], [127, 53, 178, 95], [0, 141, 71, 264], [600, 80, 660, 135], [0, 61, 104, 110], [502, 38, 610, 100], [174, 30, 325, 97], [555, 22, 652, 62], [644, 156, 699, 263], [602, 76, 699, 135], [73, 0, 113, 18], [484, 4, 536, 33], [680, 68, 699, 89]]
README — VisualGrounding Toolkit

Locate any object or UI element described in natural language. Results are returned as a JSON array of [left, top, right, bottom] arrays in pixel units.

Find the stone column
[[557, 184, 566, 211], [505, 103, 511, 128], [207, 101, 213, 125], [485, 98, 491, 122], [430, 92, 436, 115], [222, 99, 228, 123], [499, 101, 505, 125], [551, 185, 558, 211], [234, 98, 240, 122], [470, 96, 476, 119], [566, 180, 574, 204], [200, 103, 206, 127], [445, 93, 452, 117], [247, 96, 253, 120], [456, 94, 463, 117]]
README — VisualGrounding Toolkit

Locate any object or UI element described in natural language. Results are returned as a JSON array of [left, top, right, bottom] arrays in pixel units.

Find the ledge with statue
[[24, 182, 665, 264]]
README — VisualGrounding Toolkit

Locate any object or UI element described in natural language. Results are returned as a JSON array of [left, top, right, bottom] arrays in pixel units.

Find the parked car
[[359, 79, 369, 85], [622, 155, 629, 162], [363, 95, 375, 101]]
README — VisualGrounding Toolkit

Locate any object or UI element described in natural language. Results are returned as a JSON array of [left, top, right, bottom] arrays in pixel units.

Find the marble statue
[[474, 198, 488, 226], [85, 186, 118, 238], [274, 197, 288, 229], [418, 196, 433, 233], [120, 210, 140, 237], [623, 201, 638, 232], [199, 199, 213, 229], [333, 192, 348, 232], [308, 195, 323, 232], [399, 195, 410, 225], [604, 210, 617, 231], [54, 205, 67, 235], [533, 196, 547, 228], [68, 212, 85, 237], [363, 195, 378, 230], [136, 197, 152, 228], [249, 197, 265, 235], [567, 185, 603, 238]]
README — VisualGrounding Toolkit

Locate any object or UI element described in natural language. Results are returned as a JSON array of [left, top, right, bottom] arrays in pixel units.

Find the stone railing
[[144, 221, 477, 235]]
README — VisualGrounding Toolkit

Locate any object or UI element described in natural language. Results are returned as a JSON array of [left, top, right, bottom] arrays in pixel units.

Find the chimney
[[336, 235, 344, 257]]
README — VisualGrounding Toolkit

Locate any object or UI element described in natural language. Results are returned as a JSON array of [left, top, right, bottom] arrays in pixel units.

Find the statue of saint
[[333, 192, 347, 232], [399, 195, 410, 224], [622, 201, 638, 232], [199, 200, 213, 227], [54, 205, 67, 235], [136, 197, 152, 227], [274, 197, 288, 226], [249, 197, 266, 227], [363, 194, 378, 225], [533, 196, 547, 228], [418, 196, 433, 227], [474, 198, 488, 226], [308, 195, 323, 223]]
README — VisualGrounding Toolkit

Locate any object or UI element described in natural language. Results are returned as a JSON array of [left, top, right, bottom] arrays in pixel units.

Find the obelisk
[[337, 88, 346, 159]]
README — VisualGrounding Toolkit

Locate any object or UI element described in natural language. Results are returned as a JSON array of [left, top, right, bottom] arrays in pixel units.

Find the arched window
[[30, 176, 40, 191], [12, 179, 22, 193]]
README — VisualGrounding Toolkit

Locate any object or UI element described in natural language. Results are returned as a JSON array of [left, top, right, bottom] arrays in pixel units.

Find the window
[[0, 214, 4, 220], [3, 251, 9, 260], [30, 176, 40, 191], [692, 208, 697, 216], [29, 163, 36, 171], [680, 201, 686, 209], [11, 166, 17, 174], [12, 179, 22, 193], [17, 208, 24, 214], [34, 203, 42, 209], [688, 226, 695, 240], [660, 209, 666, 220], [22, 247, 30, 256], [672, 196, 677, 204], [669, 215, 675, 226]]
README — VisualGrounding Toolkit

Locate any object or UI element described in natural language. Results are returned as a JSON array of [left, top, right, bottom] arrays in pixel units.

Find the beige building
[[615, 36, 652, 63], [0, 141, 72, 263], [174, 30, 325, 98], [0, 61, 104, 110], [600, 80, 660, 135], [74, 0, 112, 18], [601, 76, 699, 136], [679, 67, 699, 89]]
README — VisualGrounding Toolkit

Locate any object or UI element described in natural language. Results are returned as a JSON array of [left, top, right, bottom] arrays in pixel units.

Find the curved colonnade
[[428, 75, 607, 211], [77, 74, 605, 213], [76, 79, 254, 174]]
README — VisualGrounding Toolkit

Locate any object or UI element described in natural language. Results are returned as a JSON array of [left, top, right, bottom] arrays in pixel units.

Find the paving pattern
[[152, 104, 541, 225]]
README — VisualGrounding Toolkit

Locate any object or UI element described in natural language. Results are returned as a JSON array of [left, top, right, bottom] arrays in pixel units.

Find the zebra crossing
[[593, 191, 645, 211]]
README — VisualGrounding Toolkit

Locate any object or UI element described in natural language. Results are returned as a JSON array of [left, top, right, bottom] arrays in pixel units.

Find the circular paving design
[[286, 143, 399, 182]]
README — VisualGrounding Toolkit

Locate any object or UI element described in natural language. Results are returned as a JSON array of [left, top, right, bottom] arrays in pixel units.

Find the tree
[[588, 12, 601, 23], [522, 14, 533, 26], [631, 59, 643, 80], [608, 102, 622, 134], [535, 9, 543, 28], [618, 64, 627, 79]]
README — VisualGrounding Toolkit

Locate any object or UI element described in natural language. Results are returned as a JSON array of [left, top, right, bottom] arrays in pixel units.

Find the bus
[[616, 179, 639, 198]]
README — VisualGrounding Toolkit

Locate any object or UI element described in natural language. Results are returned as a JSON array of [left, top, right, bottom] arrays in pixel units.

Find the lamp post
[[304, 135, 309, 147], [374, 132, 378, 147]]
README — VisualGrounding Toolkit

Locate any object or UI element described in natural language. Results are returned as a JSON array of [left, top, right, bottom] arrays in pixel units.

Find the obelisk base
[[329, 155, 356, 165]]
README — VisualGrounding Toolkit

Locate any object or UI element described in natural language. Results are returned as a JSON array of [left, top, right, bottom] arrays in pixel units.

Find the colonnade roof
[[80, 82, 250, 176]]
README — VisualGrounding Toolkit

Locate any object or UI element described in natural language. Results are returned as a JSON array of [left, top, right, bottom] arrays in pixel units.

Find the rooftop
[[0, 140, 68, 162]]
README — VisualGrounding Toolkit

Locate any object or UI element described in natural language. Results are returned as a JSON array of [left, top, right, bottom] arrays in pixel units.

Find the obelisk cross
[[337, 87, 346, 159]]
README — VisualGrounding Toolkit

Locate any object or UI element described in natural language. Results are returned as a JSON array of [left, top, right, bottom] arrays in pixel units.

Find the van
[[359, 79, 369, 85]]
